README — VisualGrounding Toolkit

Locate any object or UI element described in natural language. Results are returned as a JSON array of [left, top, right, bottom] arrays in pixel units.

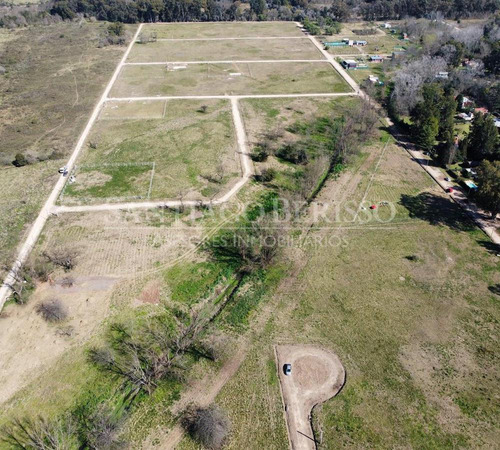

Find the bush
[[254, 168, 276, 183], [181, 404, 230, 449], [276, 144, 308, 165], [12, 153, 28, 167], [250, 145, 270, 162], [36, 299, 67, 322], [108, 22, 124, 36]]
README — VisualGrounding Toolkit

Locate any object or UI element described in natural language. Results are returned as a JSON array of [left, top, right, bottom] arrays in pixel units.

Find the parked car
[[283, 364, 292, 376]]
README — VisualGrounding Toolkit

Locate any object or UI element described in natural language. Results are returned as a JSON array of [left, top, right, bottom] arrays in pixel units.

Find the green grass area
[[347, 62, 385, 84], [61, 99, 239, 204], [111, 62, 351, 97], [140, 21, 304, 39], [128, 37, 322, 63], [212, 136, 500, 448], [164, 261, 233, 305]]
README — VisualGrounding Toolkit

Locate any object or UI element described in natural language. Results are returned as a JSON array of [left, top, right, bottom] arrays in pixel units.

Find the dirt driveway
[[275, 345, 345, 450]]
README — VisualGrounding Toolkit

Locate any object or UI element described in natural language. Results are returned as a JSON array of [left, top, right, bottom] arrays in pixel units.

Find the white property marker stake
[[0, 23, 144, 312]]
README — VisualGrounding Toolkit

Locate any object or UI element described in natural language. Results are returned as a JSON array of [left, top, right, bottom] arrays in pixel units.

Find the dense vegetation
[[1, 0, 498, 28]]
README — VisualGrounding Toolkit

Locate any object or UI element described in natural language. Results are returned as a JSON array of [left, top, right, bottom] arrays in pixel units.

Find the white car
[[58, 166, 68, 176]]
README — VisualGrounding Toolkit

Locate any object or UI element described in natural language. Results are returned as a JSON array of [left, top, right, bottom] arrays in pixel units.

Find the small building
[[369, 55, 384, 62], [383, 23, 392, 29], [461, 96, 474, 109], [354, 40, 367, 46], [435, 71, 449, 79], [368, 75, 380, 84], [458, 112, 473, 121], [342, 59, 358, 69], [494, 117, 500, 128], [474, 107, 489, 115], [391, 51, 405, 59]]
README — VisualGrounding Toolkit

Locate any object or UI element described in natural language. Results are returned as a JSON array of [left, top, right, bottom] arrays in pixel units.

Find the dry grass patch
[[111, 62, 350, 97], [141, 21, 304, 39], [127, 37, 322, 62]]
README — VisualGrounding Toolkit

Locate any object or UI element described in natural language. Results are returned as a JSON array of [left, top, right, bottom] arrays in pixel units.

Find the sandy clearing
[[0, 276, 118, 404], [275, 345, 345, 450]]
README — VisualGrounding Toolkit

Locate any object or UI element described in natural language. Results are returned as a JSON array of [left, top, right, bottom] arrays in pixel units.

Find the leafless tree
[[181, 404, 230, 449], [83, 405, 126, 450], [88, 312, 205, 396], [391, 56, 447, 114], [1, 416, 77, 450], [36, 299, 67, 322], [43, 248, 79, 272]]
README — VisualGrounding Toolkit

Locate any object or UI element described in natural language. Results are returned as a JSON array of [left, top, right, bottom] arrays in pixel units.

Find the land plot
[[61, 99, 239, 204], [140, 21, 304, 39], [111, 62, 351, 97], [99, 99, 167, 120], [347, 62, 384, 84], [127, 37, 323, 62], [212, 145, 500, 450], [324, 22, 403, 55]]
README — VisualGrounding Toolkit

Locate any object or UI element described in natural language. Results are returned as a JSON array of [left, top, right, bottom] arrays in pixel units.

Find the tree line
[[1, 0, 498, 28]]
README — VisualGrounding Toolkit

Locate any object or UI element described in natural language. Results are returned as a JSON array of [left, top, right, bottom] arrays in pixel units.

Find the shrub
[[108, 22, 124, 36], [250, 145, 269, 162], [254, 168, 276, 183], [36, 299, 67, 322], [181, 404, 230, 449], [12, 153, 28, 167], [276, 144, 308, 165]]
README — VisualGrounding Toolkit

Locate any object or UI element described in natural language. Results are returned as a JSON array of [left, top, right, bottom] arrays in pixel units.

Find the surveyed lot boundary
[[0, 22, 360, 310]]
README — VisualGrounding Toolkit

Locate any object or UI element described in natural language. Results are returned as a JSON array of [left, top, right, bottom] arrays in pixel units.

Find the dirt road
[[0, 24, 144, 312], [275, 345, 345, 450]]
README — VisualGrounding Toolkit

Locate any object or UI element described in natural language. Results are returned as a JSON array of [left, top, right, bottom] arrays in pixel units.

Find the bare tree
[[181, 404, 230, 449], [83, 405, 126, 450], [43, 248, 78, 272], [36, 299, 67, 323], [1, 416, 77, 450]]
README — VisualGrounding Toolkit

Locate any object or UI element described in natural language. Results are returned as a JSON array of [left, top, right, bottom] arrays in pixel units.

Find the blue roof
[[465, 180, 478, 189]]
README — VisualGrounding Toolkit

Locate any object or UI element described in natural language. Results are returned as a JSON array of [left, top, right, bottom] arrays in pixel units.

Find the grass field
[[111, 62, 350, 97], [61, 99, 239, 203], [140, 21, 304, 39], [205, 135, 500, 449], [0, 22, 135, 276], [127, 37, 322, 62]]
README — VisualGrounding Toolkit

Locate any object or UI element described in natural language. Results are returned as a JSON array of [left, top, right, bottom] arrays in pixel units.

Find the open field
[[207, 133, 500, 449], [2, 19, 498, 450], [127, 37, 322, 62], [0, 22, 135, 277], [60, 99, 239, 203], [111, 62, 350, 97], [141, 21, 304, 39]]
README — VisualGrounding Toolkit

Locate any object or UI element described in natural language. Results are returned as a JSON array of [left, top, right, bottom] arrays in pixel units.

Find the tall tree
[[484, 40, 500, 75], [466, 113, 499, 160], [476, 160, 500, 218]]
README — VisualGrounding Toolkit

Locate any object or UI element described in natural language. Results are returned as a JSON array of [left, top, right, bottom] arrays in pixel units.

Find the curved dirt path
[[275, 345, 345, 450]]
